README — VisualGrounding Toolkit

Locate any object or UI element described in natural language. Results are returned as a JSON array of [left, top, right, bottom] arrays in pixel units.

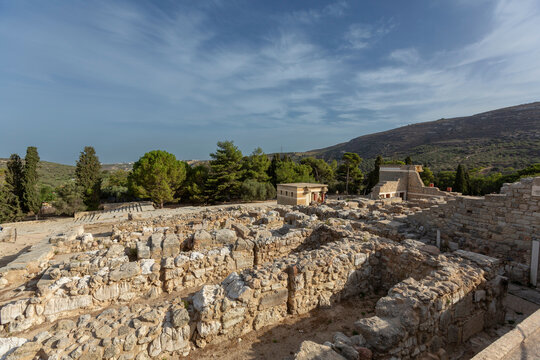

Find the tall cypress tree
[[268, 154, 281, 187], [366, 155, 383, 191], [6, 154, 25, 207], [454, 164, 470, 194], [75, 146, 102, 210], [22, 146, 40, 217]]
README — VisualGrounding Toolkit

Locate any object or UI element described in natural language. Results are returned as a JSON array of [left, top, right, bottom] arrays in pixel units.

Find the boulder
[[294, 341, 346, 360], [191, 230, 213, 250], [354, 316, 405, 352]]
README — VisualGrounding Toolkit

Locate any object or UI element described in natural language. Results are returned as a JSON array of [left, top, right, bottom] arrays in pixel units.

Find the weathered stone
[[294, 340, 346, 360], [44, 295, 92, 315], [0, 300, 28, 325], [193, 285, 221, 311], [136, 241, 151, 259], [109, 262, 141, 281], [191, 230, 213, 250], [162, 234, 180, 257], [354, 316, 405, 352], [215, 229, 237, 244], [171, 308, 190, 328], [95, 324, 113, 339]]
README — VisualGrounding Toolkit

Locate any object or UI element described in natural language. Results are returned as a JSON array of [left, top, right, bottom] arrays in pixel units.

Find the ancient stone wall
[[408, 177, 540, 283]]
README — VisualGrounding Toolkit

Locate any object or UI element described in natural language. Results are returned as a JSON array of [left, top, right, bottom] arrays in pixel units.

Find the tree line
[[1, 143, 538, 223]]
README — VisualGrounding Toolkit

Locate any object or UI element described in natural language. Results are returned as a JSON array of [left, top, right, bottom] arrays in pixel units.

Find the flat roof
[[278, 183, 328, 187]]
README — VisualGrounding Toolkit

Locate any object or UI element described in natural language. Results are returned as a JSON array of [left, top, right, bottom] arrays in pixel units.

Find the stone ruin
[[0, 176, 538, 360]]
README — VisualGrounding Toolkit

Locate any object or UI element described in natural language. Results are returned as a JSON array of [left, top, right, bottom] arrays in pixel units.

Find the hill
[[305, 102, 540, 172]]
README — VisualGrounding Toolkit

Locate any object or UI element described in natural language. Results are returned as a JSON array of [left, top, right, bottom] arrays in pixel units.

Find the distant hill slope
[[305, 102, 540, 172]]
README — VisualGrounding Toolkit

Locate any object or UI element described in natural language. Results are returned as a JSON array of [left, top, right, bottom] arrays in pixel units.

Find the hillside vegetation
[[306, 102, 540, 173]]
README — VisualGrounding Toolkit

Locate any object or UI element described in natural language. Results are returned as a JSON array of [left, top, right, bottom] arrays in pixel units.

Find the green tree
[[435, 171, 456, 191], [101, 169, 130, 202], [0, 184, 23, 222], [366, 155, 383, 192], [6, 154, 24, 204], [182, 164, 210, 204], [206, 141, 244, 202], [454, 164, 471, 194], [240, 180, 276, 201], [75, 146, 102, 210], [404, 156, 413, 165], [268, 154, 281, 186], [22, 146, 41, 217], [53, 182, 85, 216], [129, 150, 187, 208], [39, 184, 56, 203], [342, 152, 362, 194], [242, 147, 270, 182], [300, 157, 335, 185], [275, 161, 314, 184], [419, 167, 435, 186]]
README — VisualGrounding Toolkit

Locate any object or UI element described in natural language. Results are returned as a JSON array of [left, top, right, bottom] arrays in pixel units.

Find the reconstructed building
[[277, 183, 328, 206], [370, 164, 451, 200]]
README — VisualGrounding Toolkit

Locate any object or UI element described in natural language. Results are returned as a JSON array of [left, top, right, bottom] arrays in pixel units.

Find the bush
[[240, 180, 276, 201]]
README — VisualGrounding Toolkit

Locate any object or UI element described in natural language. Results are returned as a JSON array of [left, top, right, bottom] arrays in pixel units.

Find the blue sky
[[1, 0, 540, 164]]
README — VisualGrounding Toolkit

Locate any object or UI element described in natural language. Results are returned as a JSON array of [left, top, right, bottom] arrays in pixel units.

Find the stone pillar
[[531, 240, 539, 287]]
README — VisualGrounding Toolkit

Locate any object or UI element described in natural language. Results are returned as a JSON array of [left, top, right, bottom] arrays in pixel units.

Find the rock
[[0, 300, 28, 325], [193, 285, 221, 311], [106, 244, 125, 257], [356, 347, 373, 360], [94, 282, 132, 302], [109, 262, 141, 281], [95, 324, 113, 339], [197, 320, 221, 337], [150, 233, 163, 257], [140, 259, 155, 275], [215, 229, 237, 244], [148, 337, 162, 357], [55, 319, 76, 331], [350, 335, 366, 347], [3, 341, 40, 360], [354, 316, 405, 352], [294, 341, 346, 360], [44, 295, 92, 315], [232, 223, 250, 239], [191, 230, 213, 250], [162, 234, 180, 257], [136, 241, 151, 259], [171, 308, 190, 328], [0, 337, 27, 359]]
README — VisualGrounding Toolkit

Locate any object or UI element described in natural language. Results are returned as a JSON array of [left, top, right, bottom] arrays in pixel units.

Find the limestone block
[[150, 233, 163, 257], [93, 282, 132, 302], [0, 299, 28, 325], [191, 230, 213, 250], [162, 234, 180, 257], [294, 341, 346, 360], [136, 241, 151, 260], [354, 316, 405, 352], [258, 288, 288, 310], [193, 285, 222, 311], [43, 295, 92, 315], [215, 229, 237, 245], [109, 262, 141, 281]]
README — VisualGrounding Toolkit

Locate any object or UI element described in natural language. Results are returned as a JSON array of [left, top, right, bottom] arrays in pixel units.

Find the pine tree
[[22, 146, 40, 217], [129, 150, 187, 208], [6, 154, 24, 207], [242, 147, 270, 183], [75, 146, 102, 210], [206, 141, 244, 202]]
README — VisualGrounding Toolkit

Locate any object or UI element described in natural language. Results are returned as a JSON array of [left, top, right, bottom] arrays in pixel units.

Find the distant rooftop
[[278, 183, 327, 187]]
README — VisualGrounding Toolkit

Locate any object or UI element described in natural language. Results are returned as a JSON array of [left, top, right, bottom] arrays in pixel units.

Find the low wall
[[409, 177, 540, 284]]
